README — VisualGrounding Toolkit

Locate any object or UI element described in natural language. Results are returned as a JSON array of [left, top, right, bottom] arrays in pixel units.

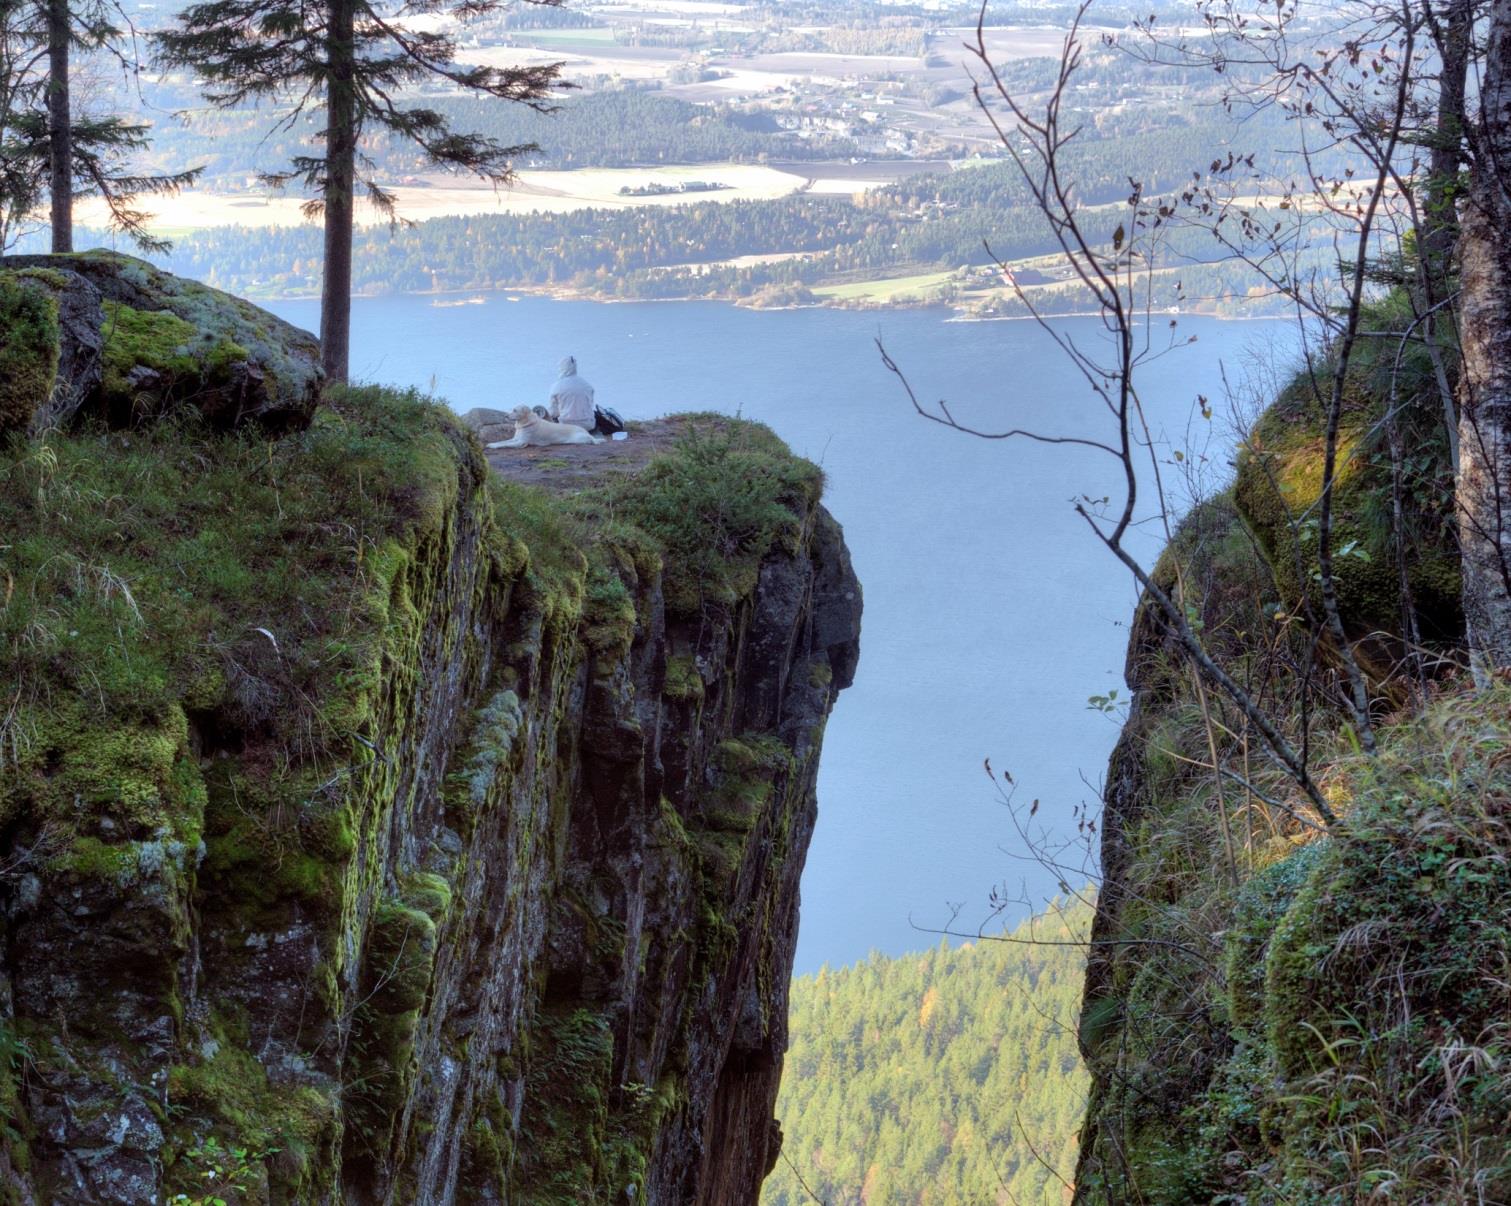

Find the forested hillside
[[124, 90, 840, 184], [119, 109, 1324, 315], [767, 904, 1089, 1206]]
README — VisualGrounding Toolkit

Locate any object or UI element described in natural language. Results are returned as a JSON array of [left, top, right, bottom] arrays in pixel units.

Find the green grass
[[1257, 686, 1511, 1202], [0, 384, 464, 837], [581, 417, 822, 617]]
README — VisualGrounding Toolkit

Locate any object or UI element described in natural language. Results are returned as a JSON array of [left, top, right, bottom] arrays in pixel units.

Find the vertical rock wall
[[0, 376, 859, 1204]]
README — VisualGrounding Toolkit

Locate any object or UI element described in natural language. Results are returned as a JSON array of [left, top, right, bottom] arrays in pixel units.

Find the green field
[[517, 27, 618, 46], [812, 270, 954, 301]]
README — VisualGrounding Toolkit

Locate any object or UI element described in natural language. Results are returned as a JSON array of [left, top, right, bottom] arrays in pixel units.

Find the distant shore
[[243, 277, 1272, 322]]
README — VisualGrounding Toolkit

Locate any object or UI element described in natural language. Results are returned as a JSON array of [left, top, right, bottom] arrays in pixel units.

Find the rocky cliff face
[[1073, 321, 1510, 1203], [0, 261, 860, 1204]]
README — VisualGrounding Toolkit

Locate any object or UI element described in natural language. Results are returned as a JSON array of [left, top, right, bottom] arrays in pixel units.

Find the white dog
[[487, 405, 601, 449]]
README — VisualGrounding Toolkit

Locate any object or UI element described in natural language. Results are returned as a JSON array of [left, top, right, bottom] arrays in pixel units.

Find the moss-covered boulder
[[1, 250, 321, 432], [1233, 299, 1461, 649], [0, 269, 62, 437]]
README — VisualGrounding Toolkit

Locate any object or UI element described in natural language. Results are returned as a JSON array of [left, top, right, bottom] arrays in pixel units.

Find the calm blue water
[[267, 294, 1298, 974]]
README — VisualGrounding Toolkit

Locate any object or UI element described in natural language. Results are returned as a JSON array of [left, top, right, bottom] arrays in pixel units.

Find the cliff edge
[[1073, 304, 1509, 1202], [0, 255, 861, 1204]]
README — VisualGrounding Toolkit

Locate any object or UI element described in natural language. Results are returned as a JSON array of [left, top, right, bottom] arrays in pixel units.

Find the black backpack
[[594, 405, 626, 436]]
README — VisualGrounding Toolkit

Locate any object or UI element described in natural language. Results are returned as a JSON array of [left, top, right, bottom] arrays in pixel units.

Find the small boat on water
[[431, 295, 489, 308]]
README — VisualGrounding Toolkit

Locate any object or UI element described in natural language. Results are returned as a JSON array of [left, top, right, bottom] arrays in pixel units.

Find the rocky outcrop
[[1073, 340, 1510, 1202], [0, 265, 101, 433], [0, 251, 321, 434], [0, 346, 858, 1200], [460, 406, 516, 446]]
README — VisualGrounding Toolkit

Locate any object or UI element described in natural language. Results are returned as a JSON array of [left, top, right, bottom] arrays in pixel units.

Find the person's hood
[[557, 356, 577, 378]]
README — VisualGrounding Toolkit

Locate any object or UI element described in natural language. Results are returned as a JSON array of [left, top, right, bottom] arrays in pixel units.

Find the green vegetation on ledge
[[589, 417, 824, 616], [0, 383, 464, 843]]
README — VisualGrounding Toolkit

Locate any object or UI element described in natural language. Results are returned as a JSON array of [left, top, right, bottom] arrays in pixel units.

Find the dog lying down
[[487, 405, 602, 448]]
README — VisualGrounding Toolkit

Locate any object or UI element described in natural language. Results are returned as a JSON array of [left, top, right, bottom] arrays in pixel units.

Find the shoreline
[[245, 279, 1276, 322]]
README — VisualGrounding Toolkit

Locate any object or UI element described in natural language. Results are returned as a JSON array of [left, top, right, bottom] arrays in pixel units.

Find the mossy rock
[[2, 251, 321, 432], [662, 653, 704, 702], [512, 1006, 617, 1201], [702, 735, 791, 831], [166, 1030, 335, 1199], [596, 419, 822, 617], [99, 300, 250, 423], [1232, 300, 1461, 648], [365, 898, 440, 1015], [342, 897, 442, 1170], [0, 272, 60, 437]]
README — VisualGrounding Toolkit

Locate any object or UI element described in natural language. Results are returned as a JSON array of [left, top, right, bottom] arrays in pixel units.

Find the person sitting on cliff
[[548, 356, 596, 430]]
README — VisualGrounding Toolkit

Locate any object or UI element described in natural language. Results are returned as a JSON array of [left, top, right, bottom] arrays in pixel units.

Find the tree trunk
[[1418, 0, 1471, 473], [319, 0, 357, 384], [1457, 0, 1511, 677], [46, 0, 71, 253], [1423, 0, 1471, 277]]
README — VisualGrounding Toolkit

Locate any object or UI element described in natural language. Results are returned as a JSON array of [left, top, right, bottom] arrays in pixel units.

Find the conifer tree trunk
[[46, 0, 71, 253], [1458, 0, 1511, 677], [319, 0, 357, 383], [1424, 0, 1471, 278], [1416, 0, 1472, 477]]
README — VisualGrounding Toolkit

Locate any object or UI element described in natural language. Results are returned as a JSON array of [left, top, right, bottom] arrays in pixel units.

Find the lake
[[267, 294, 1300, 974]]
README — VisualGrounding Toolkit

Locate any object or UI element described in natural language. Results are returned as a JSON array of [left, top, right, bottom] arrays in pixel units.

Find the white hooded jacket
[[549, 356, 596, 428]]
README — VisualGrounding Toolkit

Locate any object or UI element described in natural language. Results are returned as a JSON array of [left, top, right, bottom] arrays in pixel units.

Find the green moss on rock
[[1232, 294, 1461, 646], [15, 250, 322, 431], [98, 296, 278, 424], [513, 1007, 615, 1202], [662, 653, 704, 702], [166, 1023, 334, 1199], [0, 272, 60, 436]]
